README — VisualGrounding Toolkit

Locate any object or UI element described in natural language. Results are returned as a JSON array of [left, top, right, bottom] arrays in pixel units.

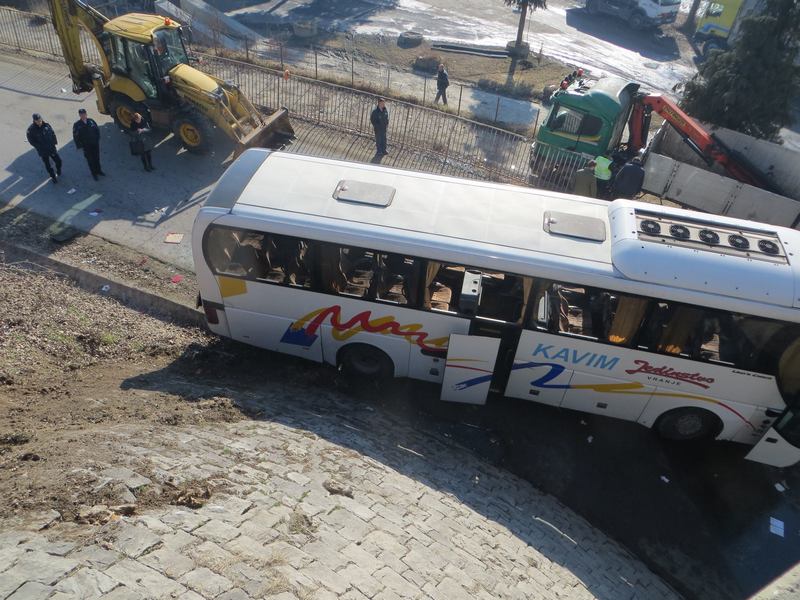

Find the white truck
[[585, 0, 681, 29]]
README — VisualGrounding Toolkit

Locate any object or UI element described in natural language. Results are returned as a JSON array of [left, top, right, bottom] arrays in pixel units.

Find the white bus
[[192, 150, 800, 468]]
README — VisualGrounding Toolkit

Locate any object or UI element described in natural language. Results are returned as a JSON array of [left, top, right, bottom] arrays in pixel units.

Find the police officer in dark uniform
[[72, 108, 104, 180], [26, 113, 61, 183]]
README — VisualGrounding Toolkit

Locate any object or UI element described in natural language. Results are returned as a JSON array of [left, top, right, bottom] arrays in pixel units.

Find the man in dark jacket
[[611, 156, 646, 199], [26, 113, 61, 183], [370, 98, 389, 156], [72, 108, 104, 180], [434, 63, 449, 105]]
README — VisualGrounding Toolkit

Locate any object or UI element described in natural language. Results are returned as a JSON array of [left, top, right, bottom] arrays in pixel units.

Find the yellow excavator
[[47, 0, 294, 154]]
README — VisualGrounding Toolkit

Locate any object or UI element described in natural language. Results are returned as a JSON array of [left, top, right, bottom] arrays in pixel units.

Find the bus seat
[[230, 243, 267, 279]]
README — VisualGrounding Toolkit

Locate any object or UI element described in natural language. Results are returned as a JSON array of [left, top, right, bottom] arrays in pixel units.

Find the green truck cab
[[531, 77, 639, 174]]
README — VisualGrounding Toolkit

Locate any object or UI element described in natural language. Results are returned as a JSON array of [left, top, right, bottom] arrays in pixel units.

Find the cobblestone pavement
[[0, 382, 680, 600]]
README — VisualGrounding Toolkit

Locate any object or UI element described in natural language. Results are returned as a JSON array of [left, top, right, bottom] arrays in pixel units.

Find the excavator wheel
[[109, 96, 147, 130], [171, 109, 214, 155]]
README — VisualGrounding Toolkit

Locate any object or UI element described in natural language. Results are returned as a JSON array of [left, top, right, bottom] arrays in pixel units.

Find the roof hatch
[[333, 180, 395, 207], [544, 210, 606, 242]]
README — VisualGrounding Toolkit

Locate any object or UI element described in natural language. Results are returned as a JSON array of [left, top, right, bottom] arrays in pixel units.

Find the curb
[[0, 239, 207, 330]]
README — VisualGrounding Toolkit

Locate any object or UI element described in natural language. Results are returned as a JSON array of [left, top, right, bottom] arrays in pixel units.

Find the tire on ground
[[629, 12, 647, 29], [171, 108, 214, 155], [397, 31, 423, 48], [109, 96, 148, 130], [338, 343, 395, 381], [654, 407, 723, 441]]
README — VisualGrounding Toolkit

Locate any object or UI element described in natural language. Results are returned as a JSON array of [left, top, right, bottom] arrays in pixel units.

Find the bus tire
[[338, 344, 394, 381], [654, 407, 723, 441]]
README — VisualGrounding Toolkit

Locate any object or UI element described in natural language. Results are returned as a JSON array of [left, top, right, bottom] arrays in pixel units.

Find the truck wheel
[[585, 0, 600, 14], [629, 12, 647, 29], [655, 407, 723, 441], [109, 96, 147, 130], [171, 109, 214, 154]]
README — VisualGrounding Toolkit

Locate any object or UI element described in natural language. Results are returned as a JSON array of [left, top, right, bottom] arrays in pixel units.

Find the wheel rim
[[116, 106, 134, 128], [675, 413, 704, 438], [179, 123, 202, 147]]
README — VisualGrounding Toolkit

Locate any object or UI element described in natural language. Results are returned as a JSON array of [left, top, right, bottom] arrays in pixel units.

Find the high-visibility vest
[[594, 156, 613, 180]]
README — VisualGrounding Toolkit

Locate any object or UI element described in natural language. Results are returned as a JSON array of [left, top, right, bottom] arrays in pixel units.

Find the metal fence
[[0, 5, 558, 188], [198, 54, 532, 181]]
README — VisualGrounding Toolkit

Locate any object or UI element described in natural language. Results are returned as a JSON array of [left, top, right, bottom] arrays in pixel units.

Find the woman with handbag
[[129, 112, 155, 172]]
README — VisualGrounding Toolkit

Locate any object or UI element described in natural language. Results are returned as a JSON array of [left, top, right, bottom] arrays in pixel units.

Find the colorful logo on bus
[[280, 305, 448, 353]]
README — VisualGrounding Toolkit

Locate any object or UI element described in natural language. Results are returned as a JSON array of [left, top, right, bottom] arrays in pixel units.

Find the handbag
[[129, 138, 144, 156]]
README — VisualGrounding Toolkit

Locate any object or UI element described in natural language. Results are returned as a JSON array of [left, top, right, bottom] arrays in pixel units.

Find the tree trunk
[[683, 0, 703, 32], [515, 0, 529, 48]]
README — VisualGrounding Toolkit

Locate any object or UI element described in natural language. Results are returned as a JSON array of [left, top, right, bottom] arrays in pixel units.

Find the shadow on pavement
[[120, 339, 800, 600], [1, 121, 232, 247], [565, 8, 680, 61]]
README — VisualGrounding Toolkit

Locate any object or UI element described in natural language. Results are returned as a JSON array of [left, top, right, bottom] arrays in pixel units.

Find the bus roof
[[203, 150, 800, 320]]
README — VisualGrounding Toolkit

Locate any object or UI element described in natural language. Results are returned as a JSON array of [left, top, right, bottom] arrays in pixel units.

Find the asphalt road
[[226, 0, 698, 94]]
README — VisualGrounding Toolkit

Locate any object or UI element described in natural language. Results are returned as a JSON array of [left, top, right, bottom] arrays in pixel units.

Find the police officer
[[72, 108, 104, 180], [26, 113, 61, 183]]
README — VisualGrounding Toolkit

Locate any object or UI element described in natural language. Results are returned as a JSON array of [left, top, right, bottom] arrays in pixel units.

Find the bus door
[[746, 410, 800, 467], [440, 271, 523, 404]]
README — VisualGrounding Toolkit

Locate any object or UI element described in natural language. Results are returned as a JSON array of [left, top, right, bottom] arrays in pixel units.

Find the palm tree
[[504, 0, 548, 53]]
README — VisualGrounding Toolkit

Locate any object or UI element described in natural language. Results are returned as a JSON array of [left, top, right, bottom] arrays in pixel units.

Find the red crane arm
[[629, 94, 770, 190]]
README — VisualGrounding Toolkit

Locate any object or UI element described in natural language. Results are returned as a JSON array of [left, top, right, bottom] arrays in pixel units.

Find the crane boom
[[628, 94, 779, 194]]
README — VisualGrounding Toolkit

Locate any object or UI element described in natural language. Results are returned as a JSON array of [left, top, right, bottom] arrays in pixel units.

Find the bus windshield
[[152, 28, 188, 73]]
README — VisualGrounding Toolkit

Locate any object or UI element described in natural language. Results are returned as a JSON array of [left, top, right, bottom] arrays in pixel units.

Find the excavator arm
[[628, 94, 779, 193], [47, 0, 110, 94]]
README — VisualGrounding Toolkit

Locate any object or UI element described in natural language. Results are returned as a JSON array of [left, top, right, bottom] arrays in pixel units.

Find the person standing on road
[[611, 156, 646, 199], [26, 113, 62, 184], [370, 98, 389, 156], [572, 159, 597, 198], [434, 63, 449, 105], [594, 155, 613, 199], [73, 108, 104, 181], [129, 112, 155, 172]]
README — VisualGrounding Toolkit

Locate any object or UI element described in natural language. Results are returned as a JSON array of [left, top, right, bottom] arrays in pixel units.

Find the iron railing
[[0, 5, 581, 189]]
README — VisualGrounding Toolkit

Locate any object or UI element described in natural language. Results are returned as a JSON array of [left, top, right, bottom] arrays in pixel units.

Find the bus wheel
[[655, 408, 722, 441], [339, 344, 394, 381]]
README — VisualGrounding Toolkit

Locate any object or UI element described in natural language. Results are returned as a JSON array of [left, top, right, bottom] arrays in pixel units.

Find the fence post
[[402, 108, 410, 148], [10, 12, 22, 50], [422, 77, 427, 105], [314, 47, 318, 79], [386, 68, 390, 92], [351, 54, 354, 87], [245, 37, 249, 61], [457, 85, 463, 116], [494, 97, 501, 123], [280, 44, 284, 70]]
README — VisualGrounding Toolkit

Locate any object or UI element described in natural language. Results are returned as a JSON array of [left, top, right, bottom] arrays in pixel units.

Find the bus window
[[423, 262, 464, 313], [476, 272, 533, 324], [376, 253, 420, 307], [263, 235, 311, 288], [315, 243, 377, 298], [205, 226, 267, 279], [531, 283, 602, 338], [606, 294, 649, 346]]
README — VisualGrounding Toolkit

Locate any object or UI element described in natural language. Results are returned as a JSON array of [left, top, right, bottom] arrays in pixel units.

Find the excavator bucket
[[236, 107, 295, 155]]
